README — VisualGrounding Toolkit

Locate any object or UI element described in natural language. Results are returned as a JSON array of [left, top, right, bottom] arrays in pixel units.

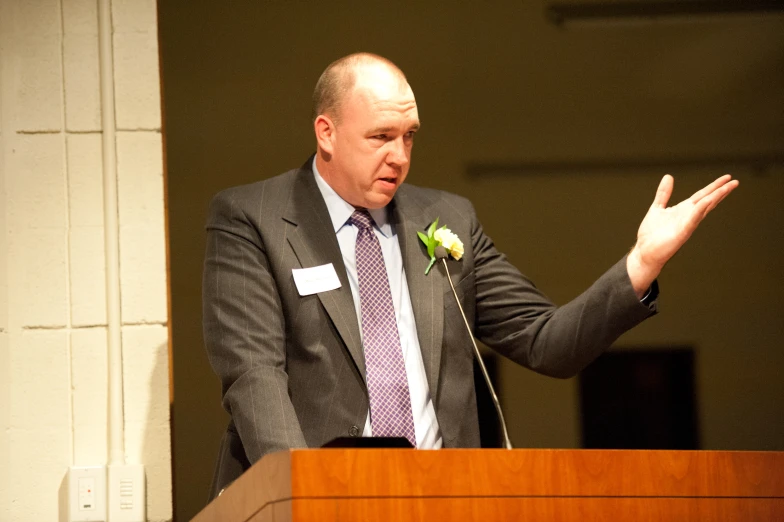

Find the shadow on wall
[[58, 472, 67, 522], [142, 341, 173, 522]]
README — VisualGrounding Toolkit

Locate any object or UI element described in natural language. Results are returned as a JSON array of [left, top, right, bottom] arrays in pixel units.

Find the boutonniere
[[417, 218, 464, 275]]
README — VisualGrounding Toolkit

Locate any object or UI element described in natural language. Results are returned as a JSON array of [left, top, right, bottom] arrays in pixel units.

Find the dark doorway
[[579, 348, 699, 449]]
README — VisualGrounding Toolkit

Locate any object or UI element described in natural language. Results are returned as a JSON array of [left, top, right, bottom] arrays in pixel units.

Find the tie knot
[[349, 210, 374, 231]]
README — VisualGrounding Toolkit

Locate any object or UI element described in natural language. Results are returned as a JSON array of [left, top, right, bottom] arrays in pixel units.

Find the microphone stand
[[436, 247, 513, 450]]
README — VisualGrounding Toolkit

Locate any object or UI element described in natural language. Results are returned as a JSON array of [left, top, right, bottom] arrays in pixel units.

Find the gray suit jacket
[[202, 158, 656, 497]]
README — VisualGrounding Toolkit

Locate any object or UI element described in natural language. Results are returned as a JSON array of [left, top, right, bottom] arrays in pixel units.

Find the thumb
[[652, 174, 673, 209]]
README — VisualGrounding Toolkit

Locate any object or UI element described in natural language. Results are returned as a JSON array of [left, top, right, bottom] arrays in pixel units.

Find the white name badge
[[292, 263, 342, 296]]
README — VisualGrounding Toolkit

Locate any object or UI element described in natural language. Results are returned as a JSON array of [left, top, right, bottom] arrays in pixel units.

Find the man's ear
[[314, 115, 336, 155]]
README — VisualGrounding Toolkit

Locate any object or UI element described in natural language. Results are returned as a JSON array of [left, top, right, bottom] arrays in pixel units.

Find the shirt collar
[[312, 157, 392, 238]]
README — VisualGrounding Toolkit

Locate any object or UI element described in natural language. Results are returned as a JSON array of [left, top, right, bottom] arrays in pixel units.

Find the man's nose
[[386, 138, 409, 167]]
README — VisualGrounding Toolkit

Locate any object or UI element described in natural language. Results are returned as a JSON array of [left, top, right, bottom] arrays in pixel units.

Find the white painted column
[[0, 4, 11, 518], [0, 0, 172, 520]]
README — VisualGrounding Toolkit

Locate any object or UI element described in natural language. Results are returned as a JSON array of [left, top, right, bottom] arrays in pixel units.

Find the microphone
[[435, 246, 513, 450]]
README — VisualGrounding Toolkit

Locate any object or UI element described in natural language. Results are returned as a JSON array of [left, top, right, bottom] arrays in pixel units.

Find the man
[[202, 53, 737, 497]]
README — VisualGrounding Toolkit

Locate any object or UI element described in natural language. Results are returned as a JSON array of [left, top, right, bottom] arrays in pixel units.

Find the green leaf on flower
[[421, 217, 442, 274], [427, 217, 439, 238], [428, 218, 440, 258]]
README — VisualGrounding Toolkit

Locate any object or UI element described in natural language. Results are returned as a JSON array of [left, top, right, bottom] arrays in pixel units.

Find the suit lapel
[[283, 166, 366, 379], [281, 168, 446, 394], [392, 189, 445, 399]]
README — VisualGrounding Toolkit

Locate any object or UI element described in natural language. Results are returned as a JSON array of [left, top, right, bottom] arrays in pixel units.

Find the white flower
[[434, 227, 464, 261]]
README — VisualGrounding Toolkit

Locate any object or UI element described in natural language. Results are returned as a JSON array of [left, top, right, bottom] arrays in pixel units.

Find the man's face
[[323, 72, 419, 209]]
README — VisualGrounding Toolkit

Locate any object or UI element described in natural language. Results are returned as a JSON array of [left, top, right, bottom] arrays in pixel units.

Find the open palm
[[627, 174, 739, 296]]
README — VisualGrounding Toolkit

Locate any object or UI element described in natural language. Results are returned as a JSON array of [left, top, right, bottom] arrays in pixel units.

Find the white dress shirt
[[313, 160, 442, 449]]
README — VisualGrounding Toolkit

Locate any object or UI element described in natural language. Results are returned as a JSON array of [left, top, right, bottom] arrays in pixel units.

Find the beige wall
[[0, 0, 171, 520], [1, 27, 10, 516], [159, 2, 784, 520]]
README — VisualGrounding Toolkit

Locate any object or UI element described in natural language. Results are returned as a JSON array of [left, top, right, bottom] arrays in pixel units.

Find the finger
[[690, 174, 733, 204], [700, 179, 739, 217], [694, 179, 738, 219], [652, 174, 673, 209]]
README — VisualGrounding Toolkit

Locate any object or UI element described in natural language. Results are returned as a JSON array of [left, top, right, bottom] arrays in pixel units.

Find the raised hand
[[626, 174, 739, 297]]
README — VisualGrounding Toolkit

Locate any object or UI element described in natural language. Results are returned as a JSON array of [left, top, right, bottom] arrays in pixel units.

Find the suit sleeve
[[468, 204, 656, 378], [202, 190, 307, 464]]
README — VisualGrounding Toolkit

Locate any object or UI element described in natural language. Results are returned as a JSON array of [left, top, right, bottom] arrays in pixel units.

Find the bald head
[[312, 53, 419, 209], [312, 53, 408, 124]]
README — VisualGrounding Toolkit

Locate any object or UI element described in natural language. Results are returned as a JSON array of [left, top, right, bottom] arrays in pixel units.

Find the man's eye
[[372, 134, 387, 140]]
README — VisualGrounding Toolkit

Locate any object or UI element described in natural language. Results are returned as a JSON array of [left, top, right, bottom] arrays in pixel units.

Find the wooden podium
[[193, 449, 783, 521]]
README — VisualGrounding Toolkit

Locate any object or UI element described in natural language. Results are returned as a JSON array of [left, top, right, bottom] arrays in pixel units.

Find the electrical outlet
[[108, 464, 145, 522], [68, 466, 107, 522]]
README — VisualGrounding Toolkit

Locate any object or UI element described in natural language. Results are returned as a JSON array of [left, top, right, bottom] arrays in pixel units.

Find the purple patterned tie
[[349, 210, 416, 447]]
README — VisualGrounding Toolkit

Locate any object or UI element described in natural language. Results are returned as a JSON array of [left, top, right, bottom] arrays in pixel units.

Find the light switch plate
[[108, 464, 145, 522], [68, 466, 107, 522]]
